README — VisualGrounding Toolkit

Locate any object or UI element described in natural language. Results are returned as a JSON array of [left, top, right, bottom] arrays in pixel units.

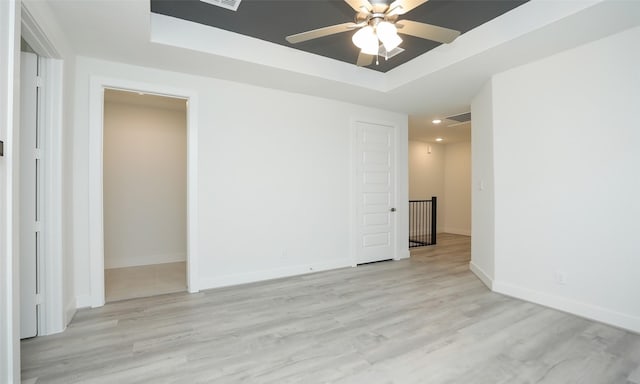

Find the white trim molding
[[198, 259, 351, 291], [74, 294, 92, 310], [88, 76, 199, 308], [1, 1, 21, 382], [20, 3, 60, 59], [469, 261, 493, 290], [104, 253, 187, 270], [39, 57, 66, 335], [493, 280, 640, 334], [65, 297, 77, 325], [443, 227, 471, 236]]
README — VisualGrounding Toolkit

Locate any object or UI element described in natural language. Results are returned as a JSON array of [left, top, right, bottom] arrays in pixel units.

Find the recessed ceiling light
[[435, 137, 444, 142], [432, 119, 442, 124]]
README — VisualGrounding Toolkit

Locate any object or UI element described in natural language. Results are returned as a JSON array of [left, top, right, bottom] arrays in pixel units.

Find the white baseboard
[[75, 294, 92, 309], [394, 249, 411, 260], [198, 259, 351, 291], [493, 280, 640, 334], [469, 261, 493, 289], [65, 298, 77, 328], [105, 253, 186, 269], [443, 227, 471, 236]]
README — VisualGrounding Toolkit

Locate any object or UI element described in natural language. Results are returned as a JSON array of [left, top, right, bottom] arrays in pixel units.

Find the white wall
[[73, 56, 408, 303], [0, 1, 21, 382], [443, 141, 471, 235], [470, 80, 495, 288], [408, 140, 444, 201], [103, 100, 187, 269], [484, 26, 640, 332]]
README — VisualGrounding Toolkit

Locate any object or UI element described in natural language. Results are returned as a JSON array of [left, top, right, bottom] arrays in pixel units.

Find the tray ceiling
[[150, 0, 528, 72]]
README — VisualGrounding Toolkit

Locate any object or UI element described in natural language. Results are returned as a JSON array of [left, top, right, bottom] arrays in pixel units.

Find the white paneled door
[[355, 121, 396, 264], [20, 52, 40, 339]]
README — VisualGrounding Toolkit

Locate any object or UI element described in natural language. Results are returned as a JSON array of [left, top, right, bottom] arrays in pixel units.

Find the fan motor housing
[[355, 12, 398, 25]]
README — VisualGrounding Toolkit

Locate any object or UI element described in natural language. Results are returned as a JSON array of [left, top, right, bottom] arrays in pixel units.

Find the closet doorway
[[103, 89, 187, 302]]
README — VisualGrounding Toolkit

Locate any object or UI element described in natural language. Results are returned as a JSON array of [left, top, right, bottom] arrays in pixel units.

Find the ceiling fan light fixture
[[376, 21, 402, 51], [386, 4, 404, 17], [352, 26, 378, 55], [381, 32, 402, 51], [376, 21, 396, 41], [285, 0, 462, 67], [361, 44, 379, 56]]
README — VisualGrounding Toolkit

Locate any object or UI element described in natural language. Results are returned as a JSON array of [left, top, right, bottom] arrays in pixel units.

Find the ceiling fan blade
[[389, 0, 429, 15], [356, 51, 375, 67], [286, 22, 358, 44], [396, 20, 460, 44], [344, 0, 373, 13]]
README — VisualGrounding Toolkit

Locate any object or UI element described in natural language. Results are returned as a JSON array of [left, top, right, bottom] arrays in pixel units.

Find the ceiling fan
[[285, 0, 461, 67]]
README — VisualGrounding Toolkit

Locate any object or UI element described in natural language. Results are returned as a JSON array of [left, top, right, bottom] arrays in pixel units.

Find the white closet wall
[[103, 95, 187, 269]]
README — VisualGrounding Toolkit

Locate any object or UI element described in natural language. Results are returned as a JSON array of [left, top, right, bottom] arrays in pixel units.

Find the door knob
[[390, 208, 396, 212]]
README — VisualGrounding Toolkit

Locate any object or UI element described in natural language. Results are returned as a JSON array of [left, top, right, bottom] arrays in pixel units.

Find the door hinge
[[34, 221, 42, 232], [35, 294, 43, 305], [34, 148, 42, 159], [36, 76, 44, 88]]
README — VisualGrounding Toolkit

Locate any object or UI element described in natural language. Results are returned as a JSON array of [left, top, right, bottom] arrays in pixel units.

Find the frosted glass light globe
[[376, 21, 402, 51], [352, 26, 379, 55]]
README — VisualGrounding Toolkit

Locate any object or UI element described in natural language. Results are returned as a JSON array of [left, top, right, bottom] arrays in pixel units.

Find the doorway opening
[[407, 114, 471, 252], [88, 77, 199, 308], [103, 89, 188, 302]]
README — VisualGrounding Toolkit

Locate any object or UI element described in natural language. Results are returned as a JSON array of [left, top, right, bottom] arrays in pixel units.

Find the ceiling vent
[[446, 112, 471, 123], [444, 112, 471, 127], [200, 0, 242, 12]]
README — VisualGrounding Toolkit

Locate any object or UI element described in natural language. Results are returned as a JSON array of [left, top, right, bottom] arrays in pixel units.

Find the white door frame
[[89, 76, 199, 308], [19, 51, 39, 339], [39, 57, 65, 334], [1, 1, 21, 381], [21, 3, 66, 336], [350, 117, 402, 266]]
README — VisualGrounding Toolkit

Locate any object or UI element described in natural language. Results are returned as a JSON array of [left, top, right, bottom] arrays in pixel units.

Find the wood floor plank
[[21, 234, 640, 383]]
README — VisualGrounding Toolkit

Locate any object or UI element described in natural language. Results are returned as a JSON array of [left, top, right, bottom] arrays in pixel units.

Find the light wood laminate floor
[[105, 262, 187, 302], [22, 234, 640, 383]]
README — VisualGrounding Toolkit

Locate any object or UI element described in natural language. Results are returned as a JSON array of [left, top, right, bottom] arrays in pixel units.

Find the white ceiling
[[409, 116, 471, 144], [31, 0, 640, 143]]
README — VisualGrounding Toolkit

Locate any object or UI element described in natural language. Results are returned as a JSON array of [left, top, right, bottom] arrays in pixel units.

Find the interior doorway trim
[[22, 2, 67, 335], [89, 76, 199, 308]]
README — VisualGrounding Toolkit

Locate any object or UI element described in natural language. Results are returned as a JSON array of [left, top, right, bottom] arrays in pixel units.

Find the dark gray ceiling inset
[[150, 0, 528, 72]]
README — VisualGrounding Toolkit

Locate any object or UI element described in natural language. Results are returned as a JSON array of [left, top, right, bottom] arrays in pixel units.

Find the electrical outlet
[[555, 271, 567, 285]]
